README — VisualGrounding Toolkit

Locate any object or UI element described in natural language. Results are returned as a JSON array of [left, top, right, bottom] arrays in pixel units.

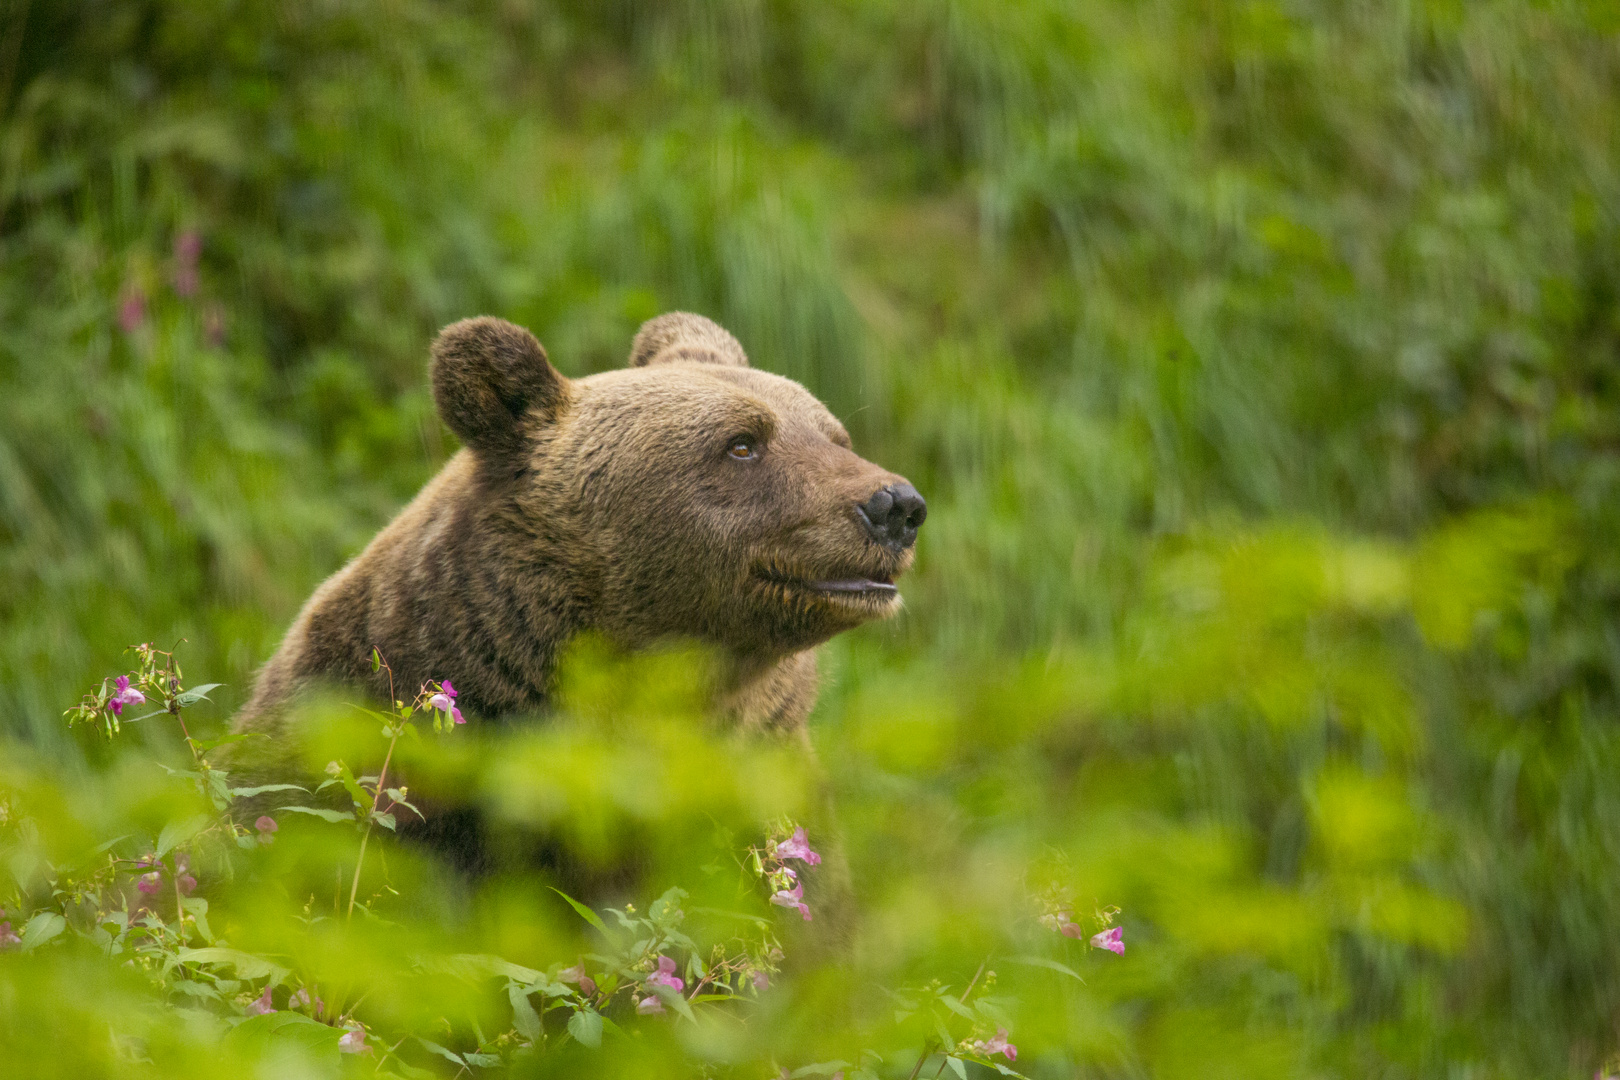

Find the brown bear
[[235, 312, 924, 739]]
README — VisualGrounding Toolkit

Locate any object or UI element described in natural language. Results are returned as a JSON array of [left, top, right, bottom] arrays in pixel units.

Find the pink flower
[[176, 873, 197, 895], [174, 230, 202, 265], [772, 826, 821, 866], [751, 969, 769, 991], [559, 962, 597, 997], [969, 1027, 1017, 1062], [108, 675, 145, 716], [1090, 926, 1124, 955], [770, 881, 812, 921], [118, 289, 146, 333], [137, 871, 163, 895], [428, 680, 464, 724], [245, 986, 274, 1015], [338, 1027, 367, 1053], [1041, 909, 1085, 937], [635, 994, 664, 1015], [0, 921, 19, 950], [645, 955, 684, 992], [290, 987, 325, 1015], [255, 816, 277, 844]]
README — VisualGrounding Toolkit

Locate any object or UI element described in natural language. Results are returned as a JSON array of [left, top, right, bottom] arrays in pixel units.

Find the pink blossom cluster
[[559, 961, 597, 997], [134, 852, 197, 898], [968, 1026, 1018, 1062], [108, 675, 145, 717], [427, 679, 465, 725], [1039, 907, 1125, 954], [635, 955, 684, 1014], [763, 826, 820, 921], [243, 984, 362, 1051]]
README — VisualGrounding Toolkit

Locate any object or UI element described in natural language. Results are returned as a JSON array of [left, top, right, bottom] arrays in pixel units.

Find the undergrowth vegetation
[[4, 1, 1620, 1076]]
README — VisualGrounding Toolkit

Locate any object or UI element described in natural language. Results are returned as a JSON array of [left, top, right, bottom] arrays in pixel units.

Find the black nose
[[856, 483, 927, 549]]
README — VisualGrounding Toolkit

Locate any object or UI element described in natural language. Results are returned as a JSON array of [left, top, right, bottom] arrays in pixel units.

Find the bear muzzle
[[854, 482, 927, 551]]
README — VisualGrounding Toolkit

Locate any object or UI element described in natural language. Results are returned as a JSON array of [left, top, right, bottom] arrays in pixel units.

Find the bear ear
[[629, 312, 750, 368], [431, 317, 568, 458]]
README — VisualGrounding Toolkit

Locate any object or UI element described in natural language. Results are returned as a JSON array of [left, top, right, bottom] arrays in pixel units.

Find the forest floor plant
[[0, 645, 1125, 1076]]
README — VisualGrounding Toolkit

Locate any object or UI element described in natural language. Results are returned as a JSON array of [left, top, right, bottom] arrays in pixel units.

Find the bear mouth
[[802, 576, 897, 596], [755, 564, 899, 602]]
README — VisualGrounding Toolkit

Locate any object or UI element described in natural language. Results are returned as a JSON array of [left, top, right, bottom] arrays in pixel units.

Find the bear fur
[[235, 312, 919, 743]]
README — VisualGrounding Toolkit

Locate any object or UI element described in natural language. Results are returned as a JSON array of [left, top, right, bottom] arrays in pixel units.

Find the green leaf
[[371, 810, 397, 831], [228, 783, 309, 798], [651, 983, 695, 1023], [431, 953, 543, 984], [414, 1038, 466, 1067], [177, 947, 288, 982], [508, 985, 542, 1041], [277, 806, 355, 823], [566, 1008, 603, 1048], [370, 648, 382, 673], [945, 1058, 968, 1080], [171, 980, 223, 1002], [649, 886, 688, 924], [938, 994, 979, 1022], [328, 762, 370, 813], [1008, 955, 1085, 982], [182, 897, 214, 944], [688, 906, 772, 927], [791, 1062, 853, 1077], [548, 887, 610, 936], [176, 683, 224, 707], [157, 814, 213, 856], [19, 912, 65, 952], [523, 978, 573, 999], [225, 1012, 342, 1059], [464, 1052, 502, 1067]]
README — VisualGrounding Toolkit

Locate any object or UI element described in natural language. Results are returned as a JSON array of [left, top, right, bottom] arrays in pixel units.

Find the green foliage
[[4, 0, 1620, 1076]]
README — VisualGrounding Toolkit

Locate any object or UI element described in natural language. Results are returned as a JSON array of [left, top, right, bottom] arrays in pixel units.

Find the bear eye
[[726, 436, 759, 461]]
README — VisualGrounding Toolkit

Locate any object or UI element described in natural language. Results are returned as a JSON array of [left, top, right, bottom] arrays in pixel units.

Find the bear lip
[[755, 564, 898, 599], [804, 577, 897, 595]]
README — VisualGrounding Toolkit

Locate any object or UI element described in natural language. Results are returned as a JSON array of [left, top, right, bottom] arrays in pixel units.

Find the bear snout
[[854, 482, 927, 551]]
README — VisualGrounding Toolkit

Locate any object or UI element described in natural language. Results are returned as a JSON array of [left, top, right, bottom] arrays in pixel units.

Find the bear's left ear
[[431, 317, 568, 458], [629, 312, 750, 368]]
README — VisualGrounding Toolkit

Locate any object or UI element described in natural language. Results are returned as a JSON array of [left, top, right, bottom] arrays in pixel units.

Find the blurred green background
[[4, 0, 1620, 1075]]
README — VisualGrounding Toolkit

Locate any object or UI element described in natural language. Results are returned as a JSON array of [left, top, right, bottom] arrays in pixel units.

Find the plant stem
[[346, 828, 372, 920], [960, 958, 986, 1004], [906, 1041, 936, 1080], [925, 959, 990, 1080], [162, 651, 200, 762], [346, 724, 401, 919]]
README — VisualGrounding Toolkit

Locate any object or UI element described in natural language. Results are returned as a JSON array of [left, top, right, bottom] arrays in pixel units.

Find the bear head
[[429, 312, 926, 662]]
